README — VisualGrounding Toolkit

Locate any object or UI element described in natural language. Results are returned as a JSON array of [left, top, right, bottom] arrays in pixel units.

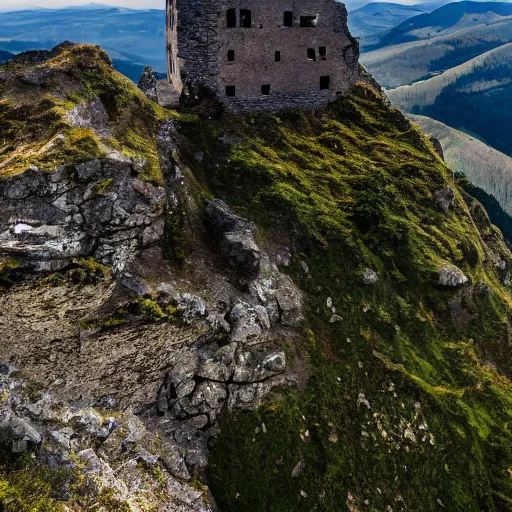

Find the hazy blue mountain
[[361, 17, 512, 87], [343, 0, 449, 13], [348, 2, 427, 48], [378, 1, 512, 47], [0, 6, 166, 76], [0, 50, 14, 63]]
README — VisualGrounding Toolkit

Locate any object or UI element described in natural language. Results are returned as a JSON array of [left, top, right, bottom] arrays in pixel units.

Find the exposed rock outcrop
[[0, 155, 164, 274], [138, 66, 158, 102]]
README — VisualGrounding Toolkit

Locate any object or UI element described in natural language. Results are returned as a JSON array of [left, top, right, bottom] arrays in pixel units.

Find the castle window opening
[[283, 11, 293, 27], [240, 9, 252, 28], [226, 85, 236, 96], [226, 8, 237, 28], [307, 48, 316, 61], [275, 51, 281, 62], [300, 15, 318, 27], [320, 75, 330, 90], [228, 50, 235, 62], [261, 84, 271, 95], [319, 46, 327, 60]]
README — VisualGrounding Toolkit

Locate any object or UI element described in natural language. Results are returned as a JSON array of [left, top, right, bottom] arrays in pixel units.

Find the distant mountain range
[[0, 50, 14, 63], [387, 42, 512, 155], [377, 1, 512, 47], [361, 16, 512, 87], [0, 6, 166, 81], [347, 3, 427, 48]]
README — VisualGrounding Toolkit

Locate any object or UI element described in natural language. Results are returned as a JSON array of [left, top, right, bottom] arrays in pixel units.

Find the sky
[[1, 0, 164, 9]]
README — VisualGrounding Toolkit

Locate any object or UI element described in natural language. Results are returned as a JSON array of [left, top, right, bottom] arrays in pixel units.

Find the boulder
[[274, 278, 303, 326], [177, 293, 208, 321], [434, 186, 455, 213], [78, 448, 101, 475], [222, 231, 262, 281], [205, 199, 254, 235], [228, 302, 263, 343], [430, 136, 444, 160], [0, 415, 42, 452], [233, 351, 286, 383], [438, 264, 469, 287], [361, 268, 378, 285]]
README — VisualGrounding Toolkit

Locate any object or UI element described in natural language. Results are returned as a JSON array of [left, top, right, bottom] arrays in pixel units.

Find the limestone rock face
[[0, 157, 165, 274], [206, 198, 261, 280], [0, 367, 211, 511], [0, 64, 305, 507]]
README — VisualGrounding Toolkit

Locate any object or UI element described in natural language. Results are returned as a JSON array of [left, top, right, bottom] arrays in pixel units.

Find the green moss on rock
[[0, 44, 168, 184]]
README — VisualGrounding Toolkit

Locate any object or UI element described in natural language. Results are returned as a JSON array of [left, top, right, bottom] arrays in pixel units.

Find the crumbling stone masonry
[[166, 0, 360, 112]]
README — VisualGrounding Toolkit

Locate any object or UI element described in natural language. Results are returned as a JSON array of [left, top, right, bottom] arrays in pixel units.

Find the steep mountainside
[[3, 43, 512, 512], [387, 43, 512, 155], [409, 114, 512, 217], [378, 1, 512, 47], [361, 17, 512, 87], [409, 114, 512, 242]]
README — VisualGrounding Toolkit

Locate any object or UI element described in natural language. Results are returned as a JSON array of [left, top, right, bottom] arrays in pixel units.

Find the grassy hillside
[[387, 43, 512, 155], [4, 43, 512, 511], [362, 18, 512, 87], [0, 43, 166, 183], [378, 1, 512, 47], [176, 82, 512, 511]]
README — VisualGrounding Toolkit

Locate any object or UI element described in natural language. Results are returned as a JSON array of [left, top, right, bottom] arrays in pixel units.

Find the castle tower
[[166, 0, 360, 112]]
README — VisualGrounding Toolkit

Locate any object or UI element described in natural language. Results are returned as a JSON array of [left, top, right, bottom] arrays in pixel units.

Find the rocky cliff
[[2, 43, 512, 512]]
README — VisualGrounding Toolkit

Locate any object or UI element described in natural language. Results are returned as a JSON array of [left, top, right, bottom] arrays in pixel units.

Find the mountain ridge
[[3, 42, 512, 511], [377, 0, 512, 47], [386, 41, 512, 154], [361, 16, 512, 87]]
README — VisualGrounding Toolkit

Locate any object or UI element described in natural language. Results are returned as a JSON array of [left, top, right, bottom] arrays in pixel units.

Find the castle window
[[320, 75, 330, 90], [226, 9, 236, 28], [240, 9, 252, 28], [283, 11, 293, 27], [261, 84, 270, 95], [319, 46, 327, 60], [228, 50, 235, 62], [275, 51, 281, 62], [226, 85, 236, 97], [300, 15, 317, 27], [307, 48, 316, 61]]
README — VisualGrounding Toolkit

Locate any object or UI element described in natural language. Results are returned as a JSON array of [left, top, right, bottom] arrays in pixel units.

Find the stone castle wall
[[168, 0, 359, 112]]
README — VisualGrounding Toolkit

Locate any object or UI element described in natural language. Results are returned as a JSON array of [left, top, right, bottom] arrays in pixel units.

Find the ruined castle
[[166, 0, 360, 112]]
